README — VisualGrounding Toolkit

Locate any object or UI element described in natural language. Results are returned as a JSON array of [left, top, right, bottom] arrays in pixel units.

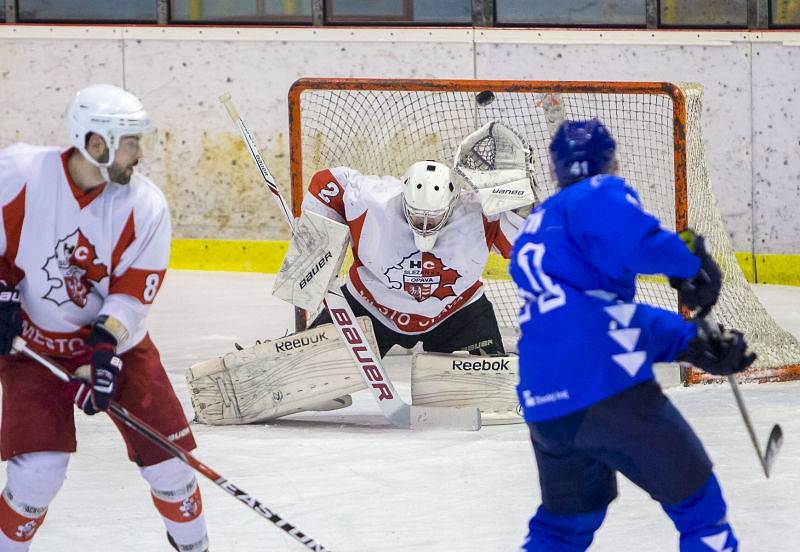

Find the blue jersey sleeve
[[568, 179, 700, 280], [646, 308, 699, 363]]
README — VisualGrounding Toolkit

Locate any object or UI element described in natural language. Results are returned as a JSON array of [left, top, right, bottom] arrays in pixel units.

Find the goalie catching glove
[[669, 229, 722, 316], [453, 121, 538, 217], [677, 318, 756, 376]]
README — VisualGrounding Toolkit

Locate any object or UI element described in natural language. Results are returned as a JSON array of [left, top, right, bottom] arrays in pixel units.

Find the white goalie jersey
[[302, 167, 524, 335]]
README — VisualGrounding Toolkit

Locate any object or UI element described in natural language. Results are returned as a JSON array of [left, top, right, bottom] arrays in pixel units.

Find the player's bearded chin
[[108, 159, 137, 185], [94, 145, 136, 185]]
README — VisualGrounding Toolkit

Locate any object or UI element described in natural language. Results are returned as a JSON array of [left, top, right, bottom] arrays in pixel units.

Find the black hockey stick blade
[[763, 424, 783, 478]]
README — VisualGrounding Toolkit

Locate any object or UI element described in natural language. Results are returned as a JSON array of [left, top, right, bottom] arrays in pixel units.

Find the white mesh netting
[[290, 79, 800, 382]]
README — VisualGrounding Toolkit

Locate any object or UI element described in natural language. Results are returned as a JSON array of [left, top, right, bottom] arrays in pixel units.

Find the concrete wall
[[1, 26, 798, 254]]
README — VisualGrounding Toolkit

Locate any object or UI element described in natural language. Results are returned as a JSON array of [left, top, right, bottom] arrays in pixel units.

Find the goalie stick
[[219, 93, 480, 430], [11, 337, 333, 552]]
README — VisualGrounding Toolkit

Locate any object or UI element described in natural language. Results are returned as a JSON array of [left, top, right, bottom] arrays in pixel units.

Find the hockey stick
[[726, 374, 783, 478], [220, 93, 480, 430], [11, 337, 333, 552], [692, 310, 783, 478]]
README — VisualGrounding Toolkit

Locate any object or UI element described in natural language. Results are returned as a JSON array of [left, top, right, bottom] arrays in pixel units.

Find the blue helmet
[[549, 119, 616, 188]]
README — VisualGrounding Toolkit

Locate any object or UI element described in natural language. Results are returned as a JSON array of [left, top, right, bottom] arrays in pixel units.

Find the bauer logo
[[299, 251, 333, 290], [491, 188, 525, 196], [452, 358, 510, 371]]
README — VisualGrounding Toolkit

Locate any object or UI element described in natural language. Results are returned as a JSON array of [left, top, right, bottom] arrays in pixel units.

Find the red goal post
[[287, 77, 800, 383]]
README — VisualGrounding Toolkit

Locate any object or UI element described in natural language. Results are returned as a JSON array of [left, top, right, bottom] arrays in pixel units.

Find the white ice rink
[[4, 271, 800, 551]]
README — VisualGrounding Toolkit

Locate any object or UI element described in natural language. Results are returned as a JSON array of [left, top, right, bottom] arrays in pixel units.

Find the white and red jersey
[[302, 167, 524, 334], [0, 143, 170, 358]]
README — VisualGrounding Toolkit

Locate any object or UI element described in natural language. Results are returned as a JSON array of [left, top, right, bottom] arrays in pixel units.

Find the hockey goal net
[[288, 77, 800, 383]]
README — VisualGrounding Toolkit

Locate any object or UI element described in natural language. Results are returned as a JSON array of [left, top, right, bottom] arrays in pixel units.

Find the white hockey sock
[[141, 458, 209, 552], [0, 452, 69, 551]]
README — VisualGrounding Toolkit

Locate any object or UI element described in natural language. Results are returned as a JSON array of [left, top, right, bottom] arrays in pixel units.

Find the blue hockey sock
[[521, 505, 606, 551], [662, 473, 738, 551]]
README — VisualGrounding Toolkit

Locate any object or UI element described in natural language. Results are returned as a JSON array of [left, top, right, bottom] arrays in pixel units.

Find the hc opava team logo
[[384, 252, 461, 302], [179, 496, 201, 519], [41, 229, 108, 307], [15, 520, 38, 540]]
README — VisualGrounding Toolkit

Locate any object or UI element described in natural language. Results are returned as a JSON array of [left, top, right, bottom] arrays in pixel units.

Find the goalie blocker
[[272, 210, 350, 312]]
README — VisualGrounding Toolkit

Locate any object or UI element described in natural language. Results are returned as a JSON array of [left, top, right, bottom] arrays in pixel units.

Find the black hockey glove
[[70, 317, 123, 415], [0, 282, 22, 355], [677, 319, 756, 376], [668, 230, 722, 317]]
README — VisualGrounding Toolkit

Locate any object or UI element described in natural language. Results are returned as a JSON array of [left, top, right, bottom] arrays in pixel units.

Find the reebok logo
[[452, 359, 509, 371], [299, 251, 333, 290], [275, 332, 330, 352]]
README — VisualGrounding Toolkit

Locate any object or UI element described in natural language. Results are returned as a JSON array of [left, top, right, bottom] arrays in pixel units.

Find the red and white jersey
[[0, 143, 170, 357], [302, 167, 524, 334]]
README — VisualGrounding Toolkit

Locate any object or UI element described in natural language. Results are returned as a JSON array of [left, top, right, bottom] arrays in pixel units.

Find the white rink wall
[[0, 26, 798, 253]]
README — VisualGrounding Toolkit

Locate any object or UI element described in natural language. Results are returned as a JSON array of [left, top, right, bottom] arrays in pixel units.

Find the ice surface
[[5, 271, 800, 551]]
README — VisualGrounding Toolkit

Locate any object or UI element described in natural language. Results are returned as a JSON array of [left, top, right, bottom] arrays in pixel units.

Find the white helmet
[[401, 161, 458, 252], [66, 83, 152, 168]]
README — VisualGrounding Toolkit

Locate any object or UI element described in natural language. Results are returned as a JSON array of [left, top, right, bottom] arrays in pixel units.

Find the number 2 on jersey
[[317, 181, 340, 204]]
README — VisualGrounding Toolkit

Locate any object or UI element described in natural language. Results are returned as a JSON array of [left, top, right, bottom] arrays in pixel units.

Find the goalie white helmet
[[66, 83, 153, 169], [401, 161, 458, 252]]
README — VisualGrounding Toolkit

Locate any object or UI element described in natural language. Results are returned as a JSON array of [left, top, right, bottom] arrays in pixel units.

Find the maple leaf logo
[[42, 229, 108, 307], [384, 251, 461, 302]]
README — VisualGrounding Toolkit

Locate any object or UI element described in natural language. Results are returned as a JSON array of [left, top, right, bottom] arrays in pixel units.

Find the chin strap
[[99, 165, 111, 184]]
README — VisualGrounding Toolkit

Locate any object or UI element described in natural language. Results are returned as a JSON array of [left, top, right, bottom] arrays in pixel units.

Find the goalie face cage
[[288, 78, 800, 383]]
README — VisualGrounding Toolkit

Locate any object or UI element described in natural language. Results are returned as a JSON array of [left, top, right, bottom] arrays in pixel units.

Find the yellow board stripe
[[754, 254, 800, 286], [170, 239, 288, 273], [169, 239, 799, 286]]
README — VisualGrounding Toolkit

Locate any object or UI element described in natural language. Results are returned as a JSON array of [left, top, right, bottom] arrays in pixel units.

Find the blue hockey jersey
[[510, 174, 702, 422]]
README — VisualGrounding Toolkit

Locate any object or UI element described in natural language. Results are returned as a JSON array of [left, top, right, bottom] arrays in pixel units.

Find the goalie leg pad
[[411, 352, 523, 425], [186, 319, 377, 425]]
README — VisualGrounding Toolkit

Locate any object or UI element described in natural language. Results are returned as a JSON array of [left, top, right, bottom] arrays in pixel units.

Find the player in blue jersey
[[509, 119, 756, 551]]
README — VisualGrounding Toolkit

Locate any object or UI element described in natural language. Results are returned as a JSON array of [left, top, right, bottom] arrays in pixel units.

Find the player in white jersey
[[304, 161, 524, 357], [0, 85, 208, 552]]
